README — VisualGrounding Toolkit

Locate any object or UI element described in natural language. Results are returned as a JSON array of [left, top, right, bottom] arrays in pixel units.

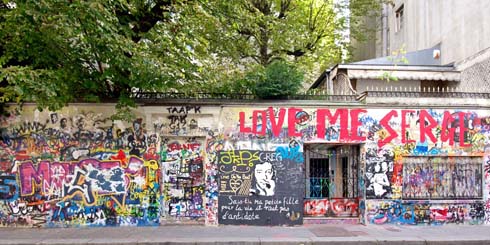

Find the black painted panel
[[217, 150, 304, 226]]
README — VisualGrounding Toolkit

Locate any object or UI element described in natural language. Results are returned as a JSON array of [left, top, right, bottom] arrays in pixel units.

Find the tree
[[0, 0, 382, 114], [0, 0, 207, 116], [346, 0, 386, 60], [253, 60, 304, 99], [190, 0, 383, 94], [199, 0, 344, 87]]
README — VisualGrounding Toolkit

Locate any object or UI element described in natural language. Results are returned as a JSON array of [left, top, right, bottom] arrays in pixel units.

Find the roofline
[[309, 70, 327, 90], [309, 64, 338, 90], [347, 69, 460, 82], [309, 63, 459, 90], [339, 64, 456, 72], [454, 46, 490, 71]]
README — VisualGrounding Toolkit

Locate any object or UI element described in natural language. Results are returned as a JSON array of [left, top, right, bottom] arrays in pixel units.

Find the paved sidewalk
[[1, 224, 490, 244]]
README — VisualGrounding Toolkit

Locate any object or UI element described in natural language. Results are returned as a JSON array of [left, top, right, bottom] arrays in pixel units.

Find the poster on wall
[[365, 154, 394, 199], [217, 150, 304, 225]]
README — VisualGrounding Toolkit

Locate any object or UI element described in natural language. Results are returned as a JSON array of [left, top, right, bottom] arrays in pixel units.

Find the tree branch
[[309, 0, 328, 31], [278, 0, 292, 19], [285, 49, 306, 57], [115, 0, 173, 43], [250, 0, 272, 15]]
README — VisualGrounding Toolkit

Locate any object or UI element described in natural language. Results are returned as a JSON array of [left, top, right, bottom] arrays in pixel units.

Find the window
[[395, 5, 404, 32], [402, 156, 482, 199], [309, 158, 330, 198], [305, 145, 359, 199]]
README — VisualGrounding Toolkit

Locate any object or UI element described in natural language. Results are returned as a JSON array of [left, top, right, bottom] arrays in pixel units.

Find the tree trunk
[[259, 26, 269, 66]]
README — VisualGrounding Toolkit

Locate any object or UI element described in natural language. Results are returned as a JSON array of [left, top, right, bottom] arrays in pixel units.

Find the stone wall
[[460, 54, 490, 92]]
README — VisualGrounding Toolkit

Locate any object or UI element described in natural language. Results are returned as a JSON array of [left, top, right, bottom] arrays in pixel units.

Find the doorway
[[304, 144, 360, 218]]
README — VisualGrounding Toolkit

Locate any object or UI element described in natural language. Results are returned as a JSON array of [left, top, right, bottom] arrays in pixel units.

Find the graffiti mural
[[1, 157, 161, 227], [203, 130, 221, 225], [304, 198, 358, 217], [218, 150, 303, 225], [0, 106, 210, 227], [160, 138, 205, 220], [0, 109, 164, 227], [153, 106, 205, 136], [233, 107, 490, 226], [484, 154, 490, 224], [365, 146, 394, 199], [403, 156, 482, 199], [1, 104, 490, 227], [366, 200, 485, 225]]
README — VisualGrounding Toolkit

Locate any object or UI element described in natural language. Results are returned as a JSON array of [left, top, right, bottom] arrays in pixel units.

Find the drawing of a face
[[254, 162, 275, 196], [60, 118, 67, 129]]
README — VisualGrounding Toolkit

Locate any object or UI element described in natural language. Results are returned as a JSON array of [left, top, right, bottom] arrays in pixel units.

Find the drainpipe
[[382, 3, 388, 57], [325, 69, 332, 95]]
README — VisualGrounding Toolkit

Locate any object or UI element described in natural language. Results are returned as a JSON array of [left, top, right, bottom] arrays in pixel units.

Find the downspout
[[382, 3, 388, 56], [325, 69, 332, 95]]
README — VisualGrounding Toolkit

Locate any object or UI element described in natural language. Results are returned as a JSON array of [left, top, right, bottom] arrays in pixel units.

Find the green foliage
[[348, 0, 384, 41], [0, 0, 382, 115], [253, 61, 304, 99], [379, 71, 399, 82], [200, 0, 345, 81], [0, 1, 203, 115], [388, 45, 409, 65], [379, 45, 408, 82]]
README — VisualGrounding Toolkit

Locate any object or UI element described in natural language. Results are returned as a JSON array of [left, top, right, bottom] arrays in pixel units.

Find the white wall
[[388, 0, 490, 65]]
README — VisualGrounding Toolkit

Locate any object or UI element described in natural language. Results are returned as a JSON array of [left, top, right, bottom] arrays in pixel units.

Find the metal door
[[304, 144, 359, 217]]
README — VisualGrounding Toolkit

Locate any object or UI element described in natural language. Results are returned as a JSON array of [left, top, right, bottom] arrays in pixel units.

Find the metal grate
[[131, 92, 359, 102], [309, 158, 330, 198], [304, 145, 359, 199], [403, 156, 483, 199]]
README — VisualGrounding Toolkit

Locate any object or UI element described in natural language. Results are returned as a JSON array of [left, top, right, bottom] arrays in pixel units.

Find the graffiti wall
[[160, 138, 205, 220], [0, 108, 162, 227], [0, 105, 215, 227], [232, 107, 490, 226], [1, 104, 490, 227], [402, 156, 482, 199], [366, 200, 486, 225], [304, 198, 359, 217]]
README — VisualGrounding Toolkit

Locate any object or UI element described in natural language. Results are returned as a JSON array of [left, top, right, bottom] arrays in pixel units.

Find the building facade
[[1, 96, 490, 227], [351, 0, 490, 65]]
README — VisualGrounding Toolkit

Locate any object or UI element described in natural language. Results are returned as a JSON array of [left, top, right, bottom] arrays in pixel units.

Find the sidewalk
[[1, 224, 490, 245]]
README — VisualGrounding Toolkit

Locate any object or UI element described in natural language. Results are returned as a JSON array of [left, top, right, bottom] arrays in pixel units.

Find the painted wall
[[0, 105, 212, 227], [1, 104, 490, 227], [218, 150, 303, 225]]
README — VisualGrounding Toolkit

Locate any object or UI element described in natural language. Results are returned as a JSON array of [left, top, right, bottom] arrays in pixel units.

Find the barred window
[[402, 156, 482, 199]]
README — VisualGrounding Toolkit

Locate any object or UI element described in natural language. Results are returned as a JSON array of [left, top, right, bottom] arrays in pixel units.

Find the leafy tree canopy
[[253, 60, 304, 99], [0, 0, 382, 115]]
